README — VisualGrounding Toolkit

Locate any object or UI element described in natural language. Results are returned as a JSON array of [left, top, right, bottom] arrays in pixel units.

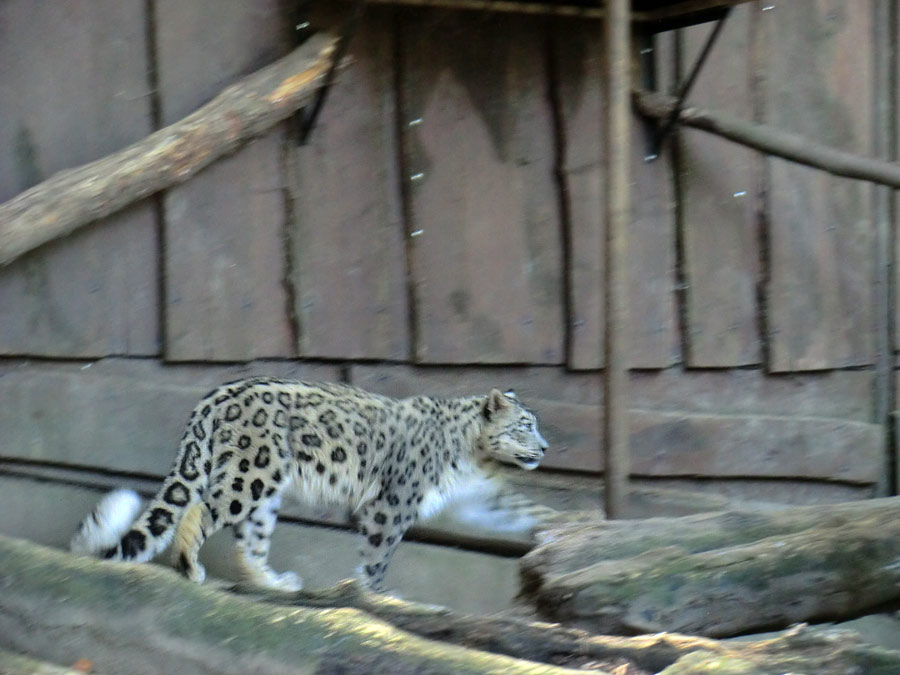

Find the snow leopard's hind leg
[[233, 494, 301, 591], [171, 501, 220, 584]]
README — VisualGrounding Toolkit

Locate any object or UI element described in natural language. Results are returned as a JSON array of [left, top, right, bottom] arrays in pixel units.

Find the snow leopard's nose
[[537, 431, 549, 452]]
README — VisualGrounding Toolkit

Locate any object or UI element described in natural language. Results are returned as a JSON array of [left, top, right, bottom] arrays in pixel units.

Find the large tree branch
[[635, 89, 900, 189], [0, 34, 337, 268]]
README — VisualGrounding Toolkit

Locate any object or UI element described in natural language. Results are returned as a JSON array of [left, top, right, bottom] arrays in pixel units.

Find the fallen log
[[0, 34, 337, 268], [525, 496, 900, 577], [521, 497, 900, 637], [2, 535, 898, 675], [0, 535, 583, 675], [240, 579, 900, 675]]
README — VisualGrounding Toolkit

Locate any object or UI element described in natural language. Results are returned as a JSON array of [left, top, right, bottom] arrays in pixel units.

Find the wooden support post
[[603, 0, 631, 519]]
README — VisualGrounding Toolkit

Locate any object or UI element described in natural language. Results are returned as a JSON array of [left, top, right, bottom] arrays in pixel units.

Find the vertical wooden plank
[[400, 10, 564, 364], [894, 0, 900, 362], [156, 0, 295, 361], [0, 0, 159, 357], [763, 0, 875, 371], [289, 7, 409, 360], [629, 71, 679, 368], [554, 21, 677, 370], [872, 0, 895, 497], [553, 21, 605, 370], [680, 6, 761, 367]]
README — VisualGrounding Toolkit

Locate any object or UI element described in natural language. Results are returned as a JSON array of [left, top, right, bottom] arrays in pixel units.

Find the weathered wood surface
[[630, 367, 874, 421], [679, 7, 761, 367], [552, 21, 677, 370], [895, 8, 900, 353], [0, 361, 878, 500], [648, 476, 872, 505], [626, 42, 678, 370], [0, 536, 584, 675], [400, 10, 564, 364], [630, 409, 880, 483], [762, 0, 874, 371], [3, 535, 899, 675], [0, 25, 336, 272], [0, 0, 158, 357], [0, 359, 340, 474], [156, 1, 298, 361], [289, 7, 410, 360], [521, 497, 900, 637]]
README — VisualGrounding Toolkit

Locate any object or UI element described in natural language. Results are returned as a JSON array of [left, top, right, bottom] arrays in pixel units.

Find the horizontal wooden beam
[[1, 360, 881, 485], [635, 88, 900, 189], [0, 34, 337, 268], [362, 0, 756, 26]]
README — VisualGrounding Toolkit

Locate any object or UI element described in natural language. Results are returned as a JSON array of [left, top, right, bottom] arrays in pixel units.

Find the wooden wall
[[0, 0, 894, 606]]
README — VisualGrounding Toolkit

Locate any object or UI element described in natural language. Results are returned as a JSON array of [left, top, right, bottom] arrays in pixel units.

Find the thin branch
[[635, 89, 900, 189], [0, 34, 338, 268]]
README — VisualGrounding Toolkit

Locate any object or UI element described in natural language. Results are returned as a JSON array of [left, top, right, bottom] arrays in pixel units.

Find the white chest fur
[[417, 470, 490, 521]]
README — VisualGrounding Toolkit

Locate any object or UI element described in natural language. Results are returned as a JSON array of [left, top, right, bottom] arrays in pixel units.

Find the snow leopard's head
[[478, 389, 548, 470]]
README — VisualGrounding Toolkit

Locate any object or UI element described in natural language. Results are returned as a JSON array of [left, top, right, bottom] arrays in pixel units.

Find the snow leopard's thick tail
[[70, 409, 213, 564]]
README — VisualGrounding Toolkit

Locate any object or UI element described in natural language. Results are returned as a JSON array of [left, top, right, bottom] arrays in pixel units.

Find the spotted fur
[[71, 378, 549, 591]]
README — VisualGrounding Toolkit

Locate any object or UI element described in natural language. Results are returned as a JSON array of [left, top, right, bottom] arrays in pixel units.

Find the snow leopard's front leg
[[355, 497, 414, 592]]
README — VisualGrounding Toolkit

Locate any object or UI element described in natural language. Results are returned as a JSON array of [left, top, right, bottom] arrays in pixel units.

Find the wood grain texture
[[289, 8, 409, 360], [553, 21, 677, 369], [400, 10, 564, 364], [631, 368, 874, 422], [679, 6, 761, 366], [636, 477, 872, 506], [763, 0, 875, 371], [162, 132, 296, 360], [630, 409, 881, 483], [0, 0, 158, 357], [0, 359, 340, 475], [631, 369, 880, 483], [895, 2, 900, 352], [156, 0, 294, 361]]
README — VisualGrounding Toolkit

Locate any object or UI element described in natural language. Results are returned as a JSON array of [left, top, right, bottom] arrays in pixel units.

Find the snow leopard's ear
[[484, 388, 511, 421], [504, 389, 517, 400]]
